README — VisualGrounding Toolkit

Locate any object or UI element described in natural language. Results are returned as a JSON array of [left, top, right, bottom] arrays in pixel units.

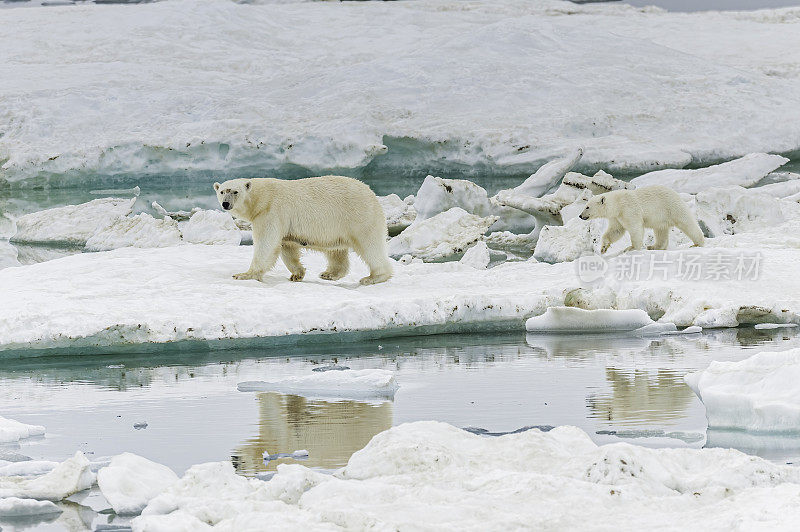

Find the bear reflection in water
[[232, 392, 393, 474]]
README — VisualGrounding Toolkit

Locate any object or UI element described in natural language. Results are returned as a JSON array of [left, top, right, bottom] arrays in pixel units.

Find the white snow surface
[[377, 194, 416, 233], [237, 369, 398, 399], [0, 452, 95, 501], [459, 241, 491, 269], [0, 415, 45, 444], [0, 497, 62, 518], [10, 197, 136, 246], [98, 453, 180, 515], [526, 307, 654, 333], [685, 348, 800, 433], [85, 213, 182, 252], [3, 244, 800, 352], [630, 153, 789, 193], [179, 210, 242, 246], [131, 421, 800, 531], [4, 1, 800, 185]]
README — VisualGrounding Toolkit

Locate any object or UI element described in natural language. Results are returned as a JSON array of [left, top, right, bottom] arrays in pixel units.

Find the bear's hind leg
[[353, 240, 393, 285], [320, 249, 349, 281], [649, 227, 670, 250], [676, 219, 705, 247], [280, 242, 305, 282]]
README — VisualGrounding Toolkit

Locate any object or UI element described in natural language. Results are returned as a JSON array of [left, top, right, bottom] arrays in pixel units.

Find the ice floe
[[526, 307, 654, 333], [237, 369, 398, 399], [179, 210, 242, 246], [0, 451, 94, 501], [387, 207, 498, 261], [0, 497, 62, 518], [377, 194, 416, 235], [630, 153, 789, 193], [459, 241, 491, 269], [131, 421, 800, 530], [685, 349, 800, 433], [98, 453, 179, 515], [0, 415, 45, 444], [4, 2, 800, 185], [85, 213, 182, 252], [10, 198, 136, 246]]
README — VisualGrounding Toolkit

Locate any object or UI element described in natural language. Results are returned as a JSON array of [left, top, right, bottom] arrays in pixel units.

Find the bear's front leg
[[600, 220, 625, 254], [234, 218, 282, 281]]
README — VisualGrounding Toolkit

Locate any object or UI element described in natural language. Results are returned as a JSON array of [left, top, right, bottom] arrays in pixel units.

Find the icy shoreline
[[3, 0, 800, 186]]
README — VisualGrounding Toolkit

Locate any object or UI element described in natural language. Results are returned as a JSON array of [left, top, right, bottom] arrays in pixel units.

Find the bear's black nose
[[222, 202, 230, 210]]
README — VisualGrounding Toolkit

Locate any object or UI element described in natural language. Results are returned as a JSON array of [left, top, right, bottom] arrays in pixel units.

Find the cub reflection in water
[[232, 392, 393, 473]]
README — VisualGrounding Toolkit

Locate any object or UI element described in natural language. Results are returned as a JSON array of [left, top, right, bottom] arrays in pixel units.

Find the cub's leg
[[675, 218, 705, 247], [281, 242, 305, 282], [320, 249, 350, 281], [600, 219, 626, 254], [649, 226, 670, 250], [234, 217, 282, 281]]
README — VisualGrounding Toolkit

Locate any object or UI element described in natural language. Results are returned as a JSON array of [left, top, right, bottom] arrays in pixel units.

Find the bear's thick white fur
[[579, 184, 704, 253], [214, 176, 392, 285]]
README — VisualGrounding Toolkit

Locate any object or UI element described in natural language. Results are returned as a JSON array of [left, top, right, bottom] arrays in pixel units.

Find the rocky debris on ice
[[377, 194, 416, 235], [685, 348, 800, 433], [459, 241, 491, 269], [179, 210, 242, 246], [0, 497, 62, 518], [0, 452, 95, 501], [630, 153, 789, 193], [10, 197, 136, 246], [131, 421, 800, 530], [238, 369, 398, 399], [85, 213, 182, 252], [387, 208, 498, 261], [0, 415, 45, 444], [97, 453, 179, 515], [525, 307, 655, 333]]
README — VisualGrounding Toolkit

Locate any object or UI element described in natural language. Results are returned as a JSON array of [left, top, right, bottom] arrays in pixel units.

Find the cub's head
[[213, 179, 252, 214], [579, 194, 608, 220]]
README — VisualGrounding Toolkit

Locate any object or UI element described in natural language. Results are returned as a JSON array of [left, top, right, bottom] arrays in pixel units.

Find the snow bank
[[5, 2, 800, 186], [85, 213, 182, 252], [526, 307, 654, 333], [10, 198, 136, 246], [132, 421, 800, 531], [387, 208, 498, 261], [0, 415, 45, 444], [630, 153, 789, 193], [3, 244, 800, 353], [0, 451, 94, 501], [0, 498, 61, 518], [98, 453, 179, 515], [694, 186, 800, 238], [238, 369, 398, 399], [179, 210, 242, 246], [685, 349, 800, 433]]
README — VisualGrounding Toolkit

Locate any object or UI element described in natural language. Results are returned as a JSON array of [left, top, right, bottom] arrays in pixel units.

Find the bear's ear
[[599, 197, 605, 204], [245, 181, 251, 191], [213, 182, 220, 192]]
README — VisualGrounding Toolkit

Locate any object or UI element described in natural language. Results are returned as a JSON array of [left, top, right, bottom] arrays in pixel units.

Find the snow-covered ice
[[179, 210, 242, 246], [754, 323, 798, 330], [377, 194, 416, 235], [0, 415, 45, 444], [387, 208, 498, 261], [526, 307, 654, 333], [630, 153, 789, 193], [685, 348, 800, 433], [97, 453, 179, 515], [85, 213, 182, 252], [4, 1, 800, 186], [0, 451, 94, 501], [10, 197, 136, 246], [130, 421, 800, 531], [459, 241, 491, 269], [0, 497, 62, 518], [238, 369, 398, 399]]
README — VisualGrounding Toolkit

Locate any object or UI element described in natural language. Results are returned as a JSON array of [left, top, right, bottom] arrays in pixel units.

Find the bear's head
[[579, 194, 607, 220], [213, 179, 251, 215]]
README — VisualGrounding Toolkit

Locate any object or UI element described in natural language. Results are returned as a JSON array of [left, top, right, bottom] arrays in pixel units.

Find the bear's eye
[[233, 191, 238, 195]]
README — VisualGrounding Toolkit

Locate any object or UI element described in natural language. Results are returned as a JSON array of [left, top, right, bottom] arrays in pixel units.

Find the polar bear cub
[[214, 176, 392, 285], [579, 185, 704, 253]]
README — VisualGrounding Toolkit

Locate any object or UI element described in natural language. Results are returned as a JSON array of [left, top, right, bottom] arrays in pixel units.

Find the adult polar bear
[[214, 176, 392, 285], [579, 185, 704, 253]]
